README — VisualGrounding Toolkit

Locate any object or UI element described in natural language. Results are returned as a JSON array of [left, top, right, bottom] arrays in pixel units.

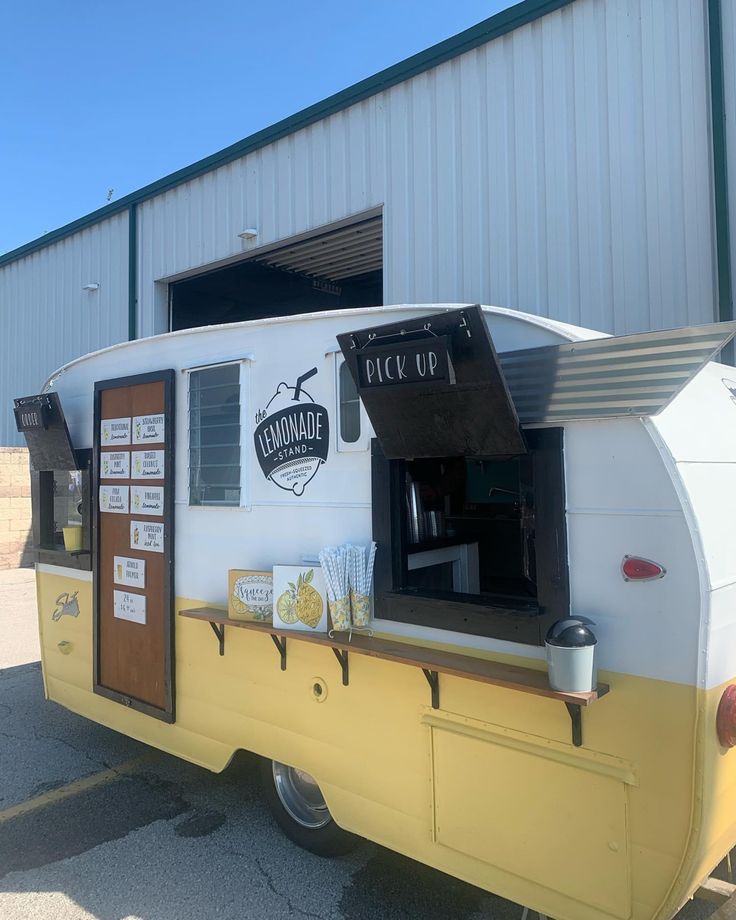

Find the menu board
[[130, 520, 164, 553], [133, 414, 165, 444], [132, 450, 165, 479], [114, 590, 147, 625], [101, 418, 131, 445], [100, 451, 129, 479], [99, 485, 129, 514], [114, 555, 145, 588], [94, 370, 175, 723], [131, 485, 164, 516]]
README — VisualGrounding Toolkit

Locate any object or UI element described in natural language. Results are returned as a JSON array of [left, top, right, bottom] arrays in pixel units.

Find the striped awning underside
[[499, 322, 736, 425], [252, 215, 382, 282]]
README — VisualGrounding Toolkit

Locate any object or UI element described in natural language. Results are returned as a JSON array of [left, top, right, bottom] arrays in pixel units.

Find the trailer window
[[188, 364, 241, 506], [338, 361, 361, 444], [370, 429, 569, 645], [30, 449, 92, 570]]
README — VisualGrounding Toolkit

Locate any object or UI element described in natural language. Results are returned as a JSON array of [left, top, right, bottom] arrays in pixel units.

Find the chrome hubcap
[[271, 761, 331, 829]]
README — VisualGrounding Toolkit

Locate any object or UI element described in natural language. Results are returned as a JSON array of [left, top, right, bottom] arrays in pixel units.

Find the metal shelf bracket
[[332, 648, 349, 685], [565, 702, 583, 747], [209, 622, 225, 657], [271, 635, 287, 670], [423, 669, 440, 709]]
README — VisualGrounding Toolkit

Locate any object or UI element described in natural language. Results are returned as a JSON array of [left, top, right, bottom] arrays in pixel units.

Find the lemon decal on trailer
[[254, 368, 329, 496]]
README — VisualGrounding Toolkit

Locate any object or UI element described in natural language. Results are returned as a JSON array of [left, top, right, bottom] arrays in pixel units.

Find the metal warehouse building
[[1, 0, 735, 447]]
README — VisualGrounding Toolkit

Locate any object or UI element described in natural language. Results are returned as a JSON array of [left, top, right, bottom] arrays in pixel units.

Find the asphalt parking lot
[[0, 568, 722, 920]]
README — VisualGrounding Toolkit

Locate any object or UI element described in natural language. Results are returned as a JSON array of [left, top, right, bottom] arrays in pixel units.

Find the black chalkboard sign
[[337, 306, 526, 460], [356, 336, 454, 388], [13, 392, 78, 471]]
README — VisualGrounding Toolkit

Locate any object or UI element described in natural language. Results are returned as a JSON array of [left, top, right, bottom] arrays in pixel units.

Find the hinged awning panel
[[500, 322, 736, 424], [337, 305, 526, 459], [13, 392, 77, 470]]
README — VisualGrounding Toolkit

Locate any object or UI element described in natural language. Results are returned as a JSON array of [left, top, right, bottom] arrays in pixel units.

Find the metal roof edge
[[0, 0, 573, 269]]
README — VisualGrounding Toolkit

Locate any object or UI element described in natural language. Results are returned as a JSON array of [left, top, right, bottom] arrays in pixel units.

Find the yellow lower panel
[[427, 710, 632, 917], [36, 572, 736, 920]]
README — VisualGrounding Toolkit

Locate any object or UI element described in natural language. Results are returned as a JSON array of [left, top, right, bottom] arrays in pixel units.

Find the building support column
[[128, 202, 137, 341], [708, 0, 733, 344]]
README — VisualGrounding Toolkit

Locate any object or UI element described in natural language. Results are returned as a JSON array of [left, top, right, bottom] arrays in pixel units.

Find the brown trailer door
[[93, 370, 175, 722]]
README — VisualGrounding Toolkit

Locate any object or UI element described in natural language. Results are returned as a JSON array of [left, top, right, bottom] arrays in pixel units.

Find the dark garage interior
[[170, 214, 383, 331]]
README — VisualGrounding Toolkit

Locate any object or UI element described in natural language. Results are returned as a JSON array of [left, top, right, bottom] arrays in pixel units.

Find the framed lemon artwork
[[228, 570, 273, 622], [272, 565, 328, 632]]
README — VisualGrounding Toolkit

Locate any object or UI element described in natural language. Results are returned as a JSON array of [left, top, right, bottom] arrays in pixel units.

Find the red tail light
[[621, 556, 666, 581], [717, 686, 736, 748]]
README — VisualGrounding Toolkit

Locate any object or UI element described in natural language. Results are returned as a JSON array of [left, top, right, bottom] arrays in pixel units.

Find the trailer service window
[[338, 307, 570, 646], [188, 364, 241, 506], [371, 429, 568, 645]]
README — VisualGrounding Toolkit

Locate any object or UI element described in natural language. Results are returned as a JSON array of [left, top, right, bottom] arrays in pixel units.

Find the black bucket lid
[[546, 617, 597, 648]]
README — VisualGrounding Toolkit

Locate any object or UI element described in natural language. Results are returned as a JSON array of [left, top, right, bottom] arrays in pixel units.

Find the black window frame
[[371, 428, 569, 646], [30, 448, 93, 571]]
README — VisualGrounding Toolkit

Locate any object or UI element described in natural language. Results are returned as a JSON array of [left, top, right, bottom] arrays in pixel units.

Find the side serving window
[[370, 429, 569, 646], [188, 363, 241, 506], [31, 449, 92, 570], [336, 358, 370, 452]]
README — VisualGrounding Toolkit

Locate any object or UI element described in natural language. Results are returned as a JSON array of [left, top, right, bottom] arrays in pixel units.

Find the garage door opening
[[170, 214, 383, 331]]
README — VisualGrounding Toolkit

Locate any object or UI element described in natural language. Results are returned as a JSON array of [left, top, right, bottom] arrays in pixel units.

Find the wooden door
[[93, 370, 175, 722]]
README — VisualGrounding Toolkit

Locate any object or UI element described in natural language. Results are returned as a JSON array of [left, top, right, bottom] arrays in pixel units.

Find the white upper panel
[[651, 363, 736, 688]]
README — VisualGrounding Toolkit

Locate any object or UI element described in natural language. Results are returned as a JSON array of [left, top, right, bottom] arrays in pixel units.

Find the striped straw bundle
[[318, 542, 377, 634], [347, 542, 377, 629], [318, 545, 351, 633]]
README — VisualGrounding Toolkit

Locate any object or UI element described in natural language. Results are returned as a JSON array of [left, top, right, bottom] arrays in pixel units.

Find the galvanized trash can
[[545, 618, 597, 693]]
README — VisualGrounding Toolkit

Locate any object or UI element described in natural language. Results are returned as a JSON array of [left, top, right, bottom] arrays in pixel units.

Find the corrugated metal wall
[[138, 0, 716, 340], [721, 0, 736, 304], [0, 0, 721, 442], [0, 213, 128, 444]]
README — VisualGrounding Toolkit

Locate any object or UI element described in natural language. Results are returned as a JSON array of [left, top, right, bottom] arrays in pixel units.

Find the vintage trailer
[[16, 303, 736, 920]]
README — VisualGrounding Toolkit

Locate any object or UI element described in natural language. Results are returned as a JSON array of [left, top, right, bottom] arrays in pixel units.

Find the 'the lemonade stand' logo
[[254, 368, 329, 496]]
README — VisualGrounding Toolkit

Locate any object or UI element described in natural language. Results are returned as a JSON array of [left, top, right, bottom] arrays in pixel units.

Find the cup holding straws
[[318, 545, 351, 634], [319, 542, 377, 637], [348, 542, 376, 630]]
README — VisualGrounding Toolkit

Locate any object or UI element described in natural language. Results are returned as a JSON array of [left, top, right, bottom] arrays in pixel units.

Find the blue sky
[[0, 1, 512, 255]]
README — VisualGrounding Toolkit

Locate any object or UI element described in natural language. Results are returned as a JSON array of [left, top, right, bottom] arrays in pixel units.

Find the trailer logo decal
[[254, 368, 329, 496], [52, 591, 80, 622]]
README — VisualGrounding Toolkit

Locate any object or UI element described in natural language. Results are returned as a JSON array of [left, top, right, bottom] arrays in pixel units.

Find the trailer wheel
[[259, 758, 359, 856]]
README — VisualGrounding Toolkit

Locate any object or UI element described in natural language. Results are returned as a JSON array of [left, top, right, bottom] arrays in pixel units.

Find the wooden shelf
[[179, 606, 609, 746]]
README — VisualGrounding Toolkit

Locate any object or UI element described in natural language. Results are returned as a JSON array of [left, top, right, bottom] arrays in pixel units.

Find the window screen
[[339, 361, 361, 444], [189, 364, 241, 506]]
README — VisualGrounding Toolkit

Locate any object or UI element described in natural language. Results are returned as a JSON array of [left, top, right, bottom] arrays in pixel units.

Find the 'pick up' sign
[[356, 336, 453, 388]]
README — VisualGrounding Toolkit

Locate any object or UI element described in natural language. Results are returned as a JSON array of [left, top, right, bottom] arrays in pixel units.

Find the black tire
[[259, 757, 360, 857]]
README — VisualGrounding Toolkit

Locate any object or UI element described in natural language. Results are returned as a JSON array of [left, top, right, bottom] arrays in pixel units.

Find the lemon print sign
[[272, 565, 328, 632], [254, 368, 329, 497]]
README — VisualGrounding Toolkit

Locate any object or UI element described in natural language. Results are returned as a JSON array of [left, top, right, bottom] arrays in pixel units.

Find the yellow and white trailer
[[18, 304, 736, 920]]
